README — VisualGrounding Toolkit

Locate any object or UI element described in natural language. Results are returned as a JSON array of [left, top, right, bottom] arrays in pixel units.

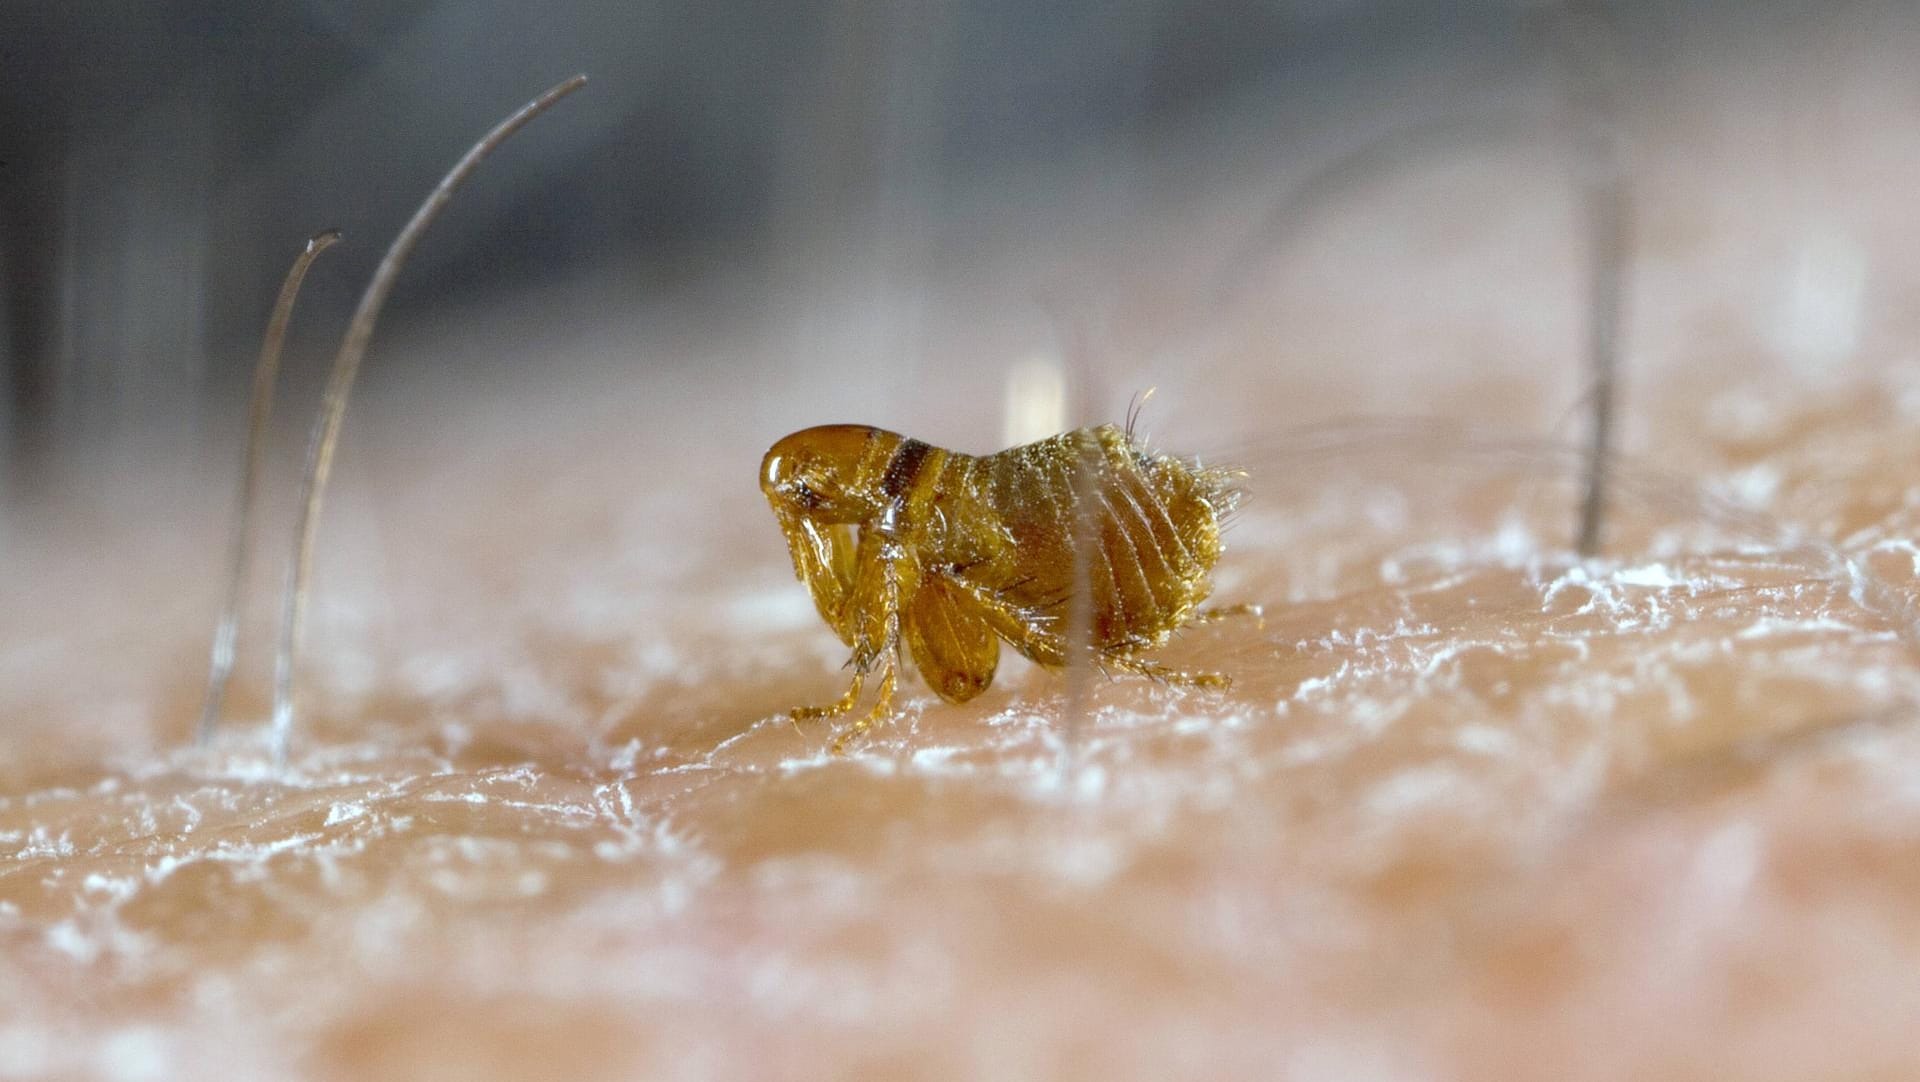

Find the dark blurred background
[[0, 1, 1535, 471], [2, 0, 1914, 487]]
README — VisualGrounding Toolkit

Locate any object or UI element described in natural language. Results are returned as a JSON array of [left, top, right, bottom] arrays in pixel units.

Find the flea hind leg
[[790, 668, 866, 727], [1105, 653, 1233, 690], [1189, 603, 1264, 628], [829, 659, 897, 754]]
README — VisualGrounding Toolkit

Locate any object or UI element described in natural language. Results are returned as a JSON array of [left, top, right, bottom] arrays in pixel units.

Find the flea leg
[[1190, 602, 1264, 628], [942, 574, 1071, 667], [790, 668, 865, 724], [1105, 654, 1232, 690], [825, 540, 907, 753], [830, 658, 898, 754], [791, 533, 903, 731]]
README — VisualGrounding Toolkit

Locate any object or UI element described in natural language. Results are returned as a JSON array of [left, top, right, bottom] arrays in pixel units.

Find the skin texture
[[9, 30, 1920, 1081], [762, 423, 1243, 750]]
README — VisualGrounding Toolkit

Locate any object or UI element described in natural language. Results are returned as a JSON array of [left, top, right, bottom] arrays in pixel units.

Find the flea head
[[761, 424, 902, 525]]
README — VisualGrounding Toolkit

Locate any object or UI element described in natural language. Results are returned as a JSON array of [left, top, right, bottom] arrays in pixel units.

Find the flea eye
[[789, 480, 822, 509]]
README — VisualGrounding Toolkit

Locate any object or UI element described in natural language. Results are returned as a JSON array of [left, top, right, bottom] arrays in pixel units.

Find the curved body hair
[[761, 423, 1244, 750]]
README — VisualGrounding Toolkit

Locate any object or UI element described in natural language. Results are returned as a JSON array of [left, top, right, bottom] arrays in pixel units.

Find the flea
[[761, 421, 1252, 750]]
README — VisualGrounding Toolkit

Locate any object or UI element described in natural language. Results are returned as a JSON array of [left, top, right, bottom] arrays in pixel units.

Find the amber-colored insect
[[761, 420, 1251, 750]]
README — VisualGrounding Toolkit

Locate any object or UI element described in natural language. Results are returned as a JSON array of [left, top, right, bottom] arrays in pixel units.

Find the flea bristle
[[1200, 463, 1248, 526]]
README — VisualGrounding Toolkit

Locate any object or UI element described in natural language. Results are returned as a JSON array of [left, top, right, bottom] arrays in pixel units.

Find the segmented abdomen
[[952, 424, 1233, 658]]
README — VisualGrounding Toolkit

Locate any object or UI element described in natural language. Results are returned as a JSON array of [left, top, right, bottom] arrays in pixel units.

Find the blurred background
[[1, 0, 1313, 473], [0, 2, 1675, 472], [3, 0, 1919, 496]]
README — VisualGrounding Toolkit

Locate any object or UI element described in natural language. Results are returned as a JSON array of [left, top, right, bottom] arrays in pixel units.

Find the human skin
[[8, 47, 1920, 1082]]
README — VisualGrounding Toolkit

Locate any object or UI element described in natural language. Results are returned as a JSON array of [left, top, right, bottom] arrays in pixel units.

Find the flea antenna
[[269, 74, 589, 764], [196, 228, 341, 745]]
